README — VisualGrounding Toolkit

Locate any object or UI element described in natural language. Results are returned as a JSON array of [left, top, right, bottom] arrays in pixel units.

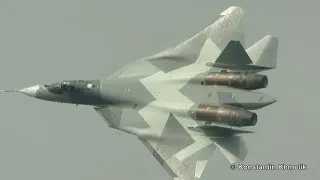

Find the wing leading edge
[[109, 6, 245, 79], [144, 6, 245, 73]]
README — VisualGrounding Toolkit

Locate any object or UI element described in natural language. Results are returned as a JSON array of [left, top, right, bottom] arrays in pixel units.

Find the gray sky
[[0, 0, 319, 179]]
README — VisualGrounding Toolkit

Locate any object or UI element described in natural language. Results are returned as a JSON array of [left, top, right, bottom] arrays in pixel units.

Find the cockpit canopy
[[45, 80, 95, 94]]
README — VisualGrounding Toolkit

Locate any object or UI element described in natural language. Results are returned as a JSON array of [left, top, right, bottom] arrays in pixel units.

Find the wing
[[108, 6, 245, 79], [139, 125, 248, 180], [94, 105, 248, 180]]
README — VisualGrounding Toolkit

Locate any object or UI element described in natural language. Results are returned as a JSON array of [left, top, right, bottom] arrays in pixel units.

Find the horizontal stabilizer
[[212, 136, 248, 164], [188, 125, 254, 137], [214, 40, 252, 66], [247, 35, 278, 69]]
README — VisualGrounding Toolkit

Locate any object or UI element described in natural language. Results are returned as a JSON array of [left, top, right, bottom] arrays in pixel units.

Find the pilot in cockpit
[[61, 81, 74, 92]]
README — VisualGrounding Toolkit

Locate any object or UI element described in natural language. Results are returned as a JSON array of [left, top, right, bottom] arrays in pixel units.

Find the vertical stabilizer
[[214, 40, 252, 66], [247, 35, 279, 69]]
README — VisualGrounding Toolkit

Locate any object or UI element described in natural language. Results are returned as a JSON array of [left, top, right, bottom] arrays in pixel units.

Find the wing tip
[[220, 6, 244, 16]]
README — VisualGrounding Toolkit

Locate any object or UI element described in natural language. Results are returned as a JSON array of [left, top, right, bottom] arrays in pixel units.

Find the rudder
[[214, 40, 252, 66]]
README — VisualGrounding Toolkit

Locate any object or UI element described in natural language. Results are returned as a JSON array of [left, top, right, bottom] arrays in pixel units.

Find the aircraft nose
[[19, 85, 40, 98]]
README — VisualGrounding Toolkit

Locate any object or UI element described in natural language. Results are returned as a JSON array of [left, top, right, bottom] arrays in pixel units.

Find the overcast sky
[[0, 0, 319, 180]]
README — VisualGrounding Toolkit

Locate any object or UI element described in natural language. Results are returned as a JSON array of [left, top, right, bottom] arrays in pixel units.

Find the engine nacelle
[[202, 72, 268, 90], [188, 104, 257, 126]]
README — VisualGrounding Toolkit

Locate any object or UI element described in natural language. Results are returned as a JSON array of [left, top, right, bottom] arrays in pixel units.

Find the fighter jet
[[2, 6, 278, 180]]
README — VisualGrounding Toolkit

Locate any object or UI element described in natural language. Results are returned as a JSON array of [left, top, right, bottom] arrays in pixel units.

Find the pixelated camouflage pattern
[[93, 6, 278, 180]]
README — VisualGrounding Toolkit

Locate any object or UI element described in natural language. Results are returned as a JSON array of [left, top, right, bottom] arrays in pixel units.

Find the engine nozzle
[[188, 104, 257, 126], [203, 72, 268, 90]]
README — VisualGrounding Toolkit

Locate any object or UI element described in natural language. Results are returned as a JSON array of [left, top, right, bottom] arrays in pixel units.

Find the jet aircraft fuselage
[[2, 6, 279, 180], [21, 77, 276, 109]]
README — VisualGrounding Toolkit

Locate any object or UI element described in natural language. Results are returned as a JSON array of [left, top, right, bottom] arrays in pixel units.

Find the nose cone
[[19, 85, 40, 98]]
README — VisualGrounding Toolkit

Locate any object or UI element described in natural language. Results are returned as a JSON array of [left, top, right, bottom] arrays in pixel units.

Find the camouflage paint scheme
[[11, 6, 279, 180]]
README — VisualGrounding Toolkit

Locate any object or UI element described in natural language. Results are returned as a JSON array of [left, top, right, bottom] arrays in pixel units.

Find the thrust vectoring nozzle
[[188, 104, 258, 127], [202, 72, 268, 90]]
